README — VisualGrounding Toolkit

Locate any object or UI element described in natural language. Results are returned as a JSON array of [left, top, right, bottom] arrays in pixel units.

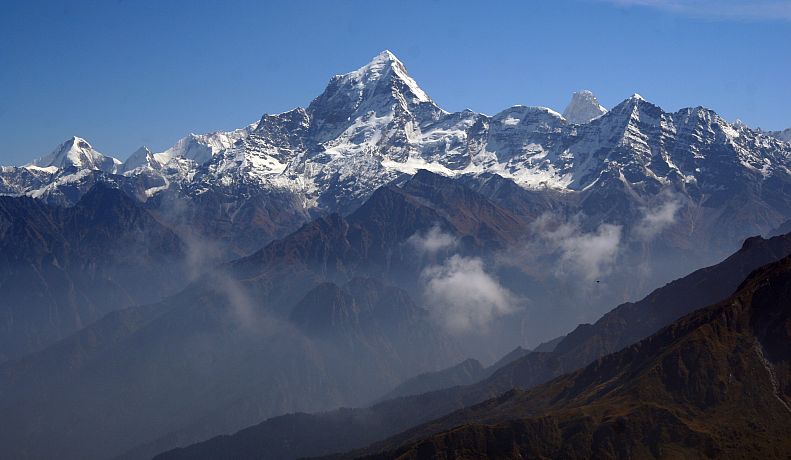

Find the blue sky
[[1, 0, 789, 164]]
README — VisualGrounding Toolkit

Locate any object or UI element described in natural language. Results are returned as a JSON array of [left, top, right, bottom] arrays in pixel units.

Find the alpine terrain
[[1, 49, 790, 460]]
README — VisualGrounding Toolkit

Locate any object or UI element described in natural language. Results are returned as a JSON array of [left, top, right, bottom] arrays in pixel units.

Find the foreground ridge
[[355, 255, 791, 459]]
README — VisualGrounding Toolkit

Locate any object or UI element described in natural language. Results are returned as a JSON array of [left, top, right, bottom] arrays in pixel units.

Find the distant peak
[[342, 50, 430, 102], [45, 135, 95, 160], [31, 135, 119, 173], [307, 50, 434, 130], [65, 136, 92, 149], [132, 145, 151, 155], [371, 49, 400, 64], [562, 90, 607, 124], [611, 93, 655, 112], [121, 145, 156, 172], [347, 50, 402, 77]]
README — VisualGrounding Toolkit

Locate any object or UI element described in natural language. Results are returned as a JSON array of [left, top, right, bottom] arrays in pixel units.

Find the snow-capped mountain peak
[[334, 50, 430, 103], [307, 51, 436, 138], [607, 92, 660, 116], [121, 146, 156, 172], [127, 145, 152, 162], [30, 136, 120, 173], [3, 53, 790, 227], [562, 90, 608, 124], [366, 49, 430, 103], [158, 123, 257, 166]]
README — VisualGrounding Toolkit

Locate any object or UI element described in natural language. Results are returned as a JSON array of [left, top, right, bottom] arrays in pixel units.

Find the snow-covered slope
[[121, 146, 155, 172], [562, 90, 607, 124], [2, 51, 791, 220], [158, 124, 257, 166], [31, 136, 120, 173], [171, 52, 789, 210]]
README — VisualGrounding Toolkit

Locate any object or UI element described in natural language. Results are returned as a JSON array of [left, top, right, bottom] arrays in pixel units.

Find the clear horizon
[[1, 0, 789, 165]]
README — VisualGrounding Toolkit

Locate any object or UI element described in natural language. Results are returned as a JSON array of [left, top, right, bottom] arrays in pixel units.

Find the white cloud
[[634, 195, 682, 240], [599, 0, 791, 22], [533, 215, 623, 282], [407, 226, 458, 254], [421, 255, 517, 333]]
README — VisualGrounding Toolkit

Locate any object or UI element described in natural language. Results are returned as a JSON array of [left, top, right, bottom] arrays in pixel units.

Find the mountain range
[[2, 51, 790, 257], [1, 50, 790, 460], [2, 51, 789, 346]]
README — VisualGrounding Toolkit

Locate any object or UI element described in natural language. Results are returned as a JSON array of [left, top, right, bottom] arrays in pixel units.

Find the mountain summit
[[338, 50, 431, 104], [562, 89, 607, 124], [121, 146, 155, 172], [317, 50, 431, 107], [306, 50, 439, 144], [31, 136, 120, 172]]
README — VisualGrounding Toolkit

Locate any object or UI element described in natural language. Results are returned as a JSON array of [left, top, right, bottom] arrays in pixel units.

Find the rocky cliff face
[[562, 89, 607, 124]]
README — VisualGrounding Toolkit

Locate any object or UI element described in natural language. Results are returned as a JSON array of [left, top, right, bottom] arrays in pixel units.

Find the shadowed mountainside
[[154, 231, 791, 460], [354, 254, 791, 459], [1, 171, 535, 460], [0, 183, 188, 362]]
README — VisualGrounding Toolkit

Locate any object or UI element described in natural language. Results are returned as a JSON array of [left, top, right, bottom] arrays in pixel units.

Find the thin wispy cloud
[[600, 0, 791, 21]]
